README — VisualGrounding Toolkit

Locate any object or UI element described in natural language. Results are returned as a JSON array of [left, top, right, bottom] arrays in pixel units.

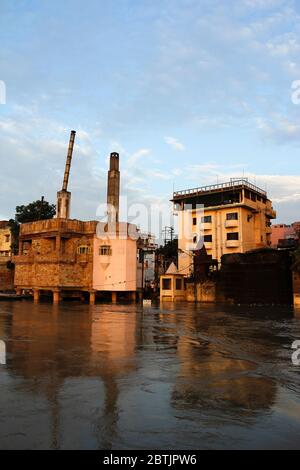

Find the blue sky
[[0, 0, 300, 234]]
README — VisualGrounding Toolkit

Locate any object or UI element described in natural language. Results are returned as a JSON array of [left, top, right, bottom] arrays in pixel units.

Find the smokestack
[[107, 152, 120, 223], [56, 130, 76, 219]]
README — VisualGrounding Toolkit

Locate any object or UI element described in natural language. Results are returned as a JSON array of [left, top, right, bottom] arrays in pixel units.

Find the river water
[[0, 300, 299, 450]]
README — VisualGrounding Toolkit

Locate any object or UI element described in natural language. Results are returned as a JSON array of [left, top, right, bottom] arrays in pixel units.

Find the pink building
[[271, 224, 297, 248]]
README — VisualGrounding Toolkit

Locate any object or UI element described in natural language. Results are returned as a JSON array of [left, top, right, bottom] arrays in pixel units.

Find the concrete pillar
[[138, 291, 143, 302], [131, 291, 137, 302], [112, 291, 117, 304], [89, 292, 96, 305], [33, 289, 40, 302], [53, 291, 60, 303]]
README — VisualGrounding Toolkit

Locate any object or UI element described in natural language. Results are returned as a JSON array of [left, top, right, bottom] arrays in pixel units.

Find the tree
[[10, 199, 56, 254], [15, 199, 56, 224]]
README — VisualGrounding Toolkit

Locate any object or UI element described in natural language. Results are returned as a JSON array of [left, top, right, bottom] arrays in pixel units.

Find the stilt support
[[112, 291, 117, 304], [33, 289, 40, 303], [53, 290, 60, 303], [89, 291, 96, 305]]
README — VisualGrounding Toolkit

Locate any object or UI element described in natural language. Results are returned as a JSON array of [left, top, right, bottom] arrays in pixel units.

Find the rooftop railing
[[173, 178, 267, 198]]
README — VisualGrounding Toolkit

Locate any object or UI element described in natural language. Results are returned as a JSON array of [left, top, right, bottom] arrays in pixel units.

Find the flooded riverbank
[[0, 301, 300, 449]]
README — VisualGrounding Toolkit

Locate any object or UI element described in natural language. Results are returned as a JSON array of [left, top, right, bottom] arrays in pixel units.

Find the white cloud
[[164, 136, 185, 151]]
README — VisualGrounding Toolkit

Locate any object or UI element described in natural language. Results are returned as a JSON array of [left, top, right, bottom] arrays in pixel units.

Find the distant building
[[271, 222, 300, 249], [0, 221, 14, 291], [172, 178, 276, 273], [0, 221, 11, 258]]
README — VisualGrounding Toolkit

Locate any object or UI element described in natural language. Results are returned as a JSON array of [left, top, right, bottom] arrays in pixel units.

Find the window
[[162, 278, 171, 290], [201, 215, 212, 223], [204, 235, 212, 242], [5, 235, 10, 243], [226, 212, 238, 220], [99, 245, 112, 256], [227, 232, 239, 241], [192, 217, 197, 226], [77, 245, 90, 254], [175, 278, 183, 290]]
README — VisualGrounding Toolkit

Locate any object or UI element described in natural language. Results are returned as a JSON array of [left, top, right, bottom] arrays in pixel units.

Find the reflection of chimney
[[107, 152, 120, 223], [56, 130, 76, 219]]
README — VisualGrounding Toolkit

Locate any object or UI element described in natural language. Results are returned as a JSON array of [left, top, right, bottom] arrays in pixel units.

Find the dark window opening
[[204, 235, 212, 242], [175, 278, 182, 290], [201, 215, 212, 223], [227, 232, 239, 241], [162, 278, 171, 290], [226, 212, 238, 220]]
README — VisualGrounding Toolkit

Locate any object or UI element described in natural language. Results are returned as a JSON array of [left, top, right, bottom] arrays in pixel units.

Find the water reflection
[[0, 301, 299, 449]]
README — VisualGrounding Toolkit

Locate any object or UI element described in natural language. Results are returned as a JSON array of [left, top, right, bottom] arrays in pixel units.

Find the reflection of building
[[170, 309, 277, 415], [6, 302, 138, 449], [172, 178, 276, 272], [0, 221, 14, 291], [13, 133, 141, 303]]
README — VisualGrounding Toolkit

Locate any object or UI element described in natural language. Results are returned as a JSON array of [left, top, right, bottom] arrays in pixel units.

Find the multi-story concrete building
[[172, 178, 276, 274]]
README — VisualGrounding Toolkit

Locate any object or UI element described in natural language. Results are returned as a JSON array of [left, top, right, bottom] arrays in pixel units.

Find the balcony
[[226, 240, 239, 248], [225, 220, 239, 228], [265, 207, 277, 219]]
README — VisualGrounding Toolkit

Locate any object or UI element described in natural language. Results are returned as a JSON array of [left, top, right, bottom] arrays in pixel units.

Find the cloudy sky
[[0, 0, 300, 235]]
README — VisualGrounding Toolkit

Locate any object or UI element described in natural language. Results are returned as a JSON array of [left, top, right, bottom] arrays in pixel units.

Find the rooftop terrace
[[173, 178, 267, 200]]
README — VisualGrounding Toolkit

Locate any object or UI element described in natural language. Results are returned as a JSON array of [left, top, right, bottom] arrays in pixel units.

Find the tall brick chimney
[[107, 152, 120, 223]]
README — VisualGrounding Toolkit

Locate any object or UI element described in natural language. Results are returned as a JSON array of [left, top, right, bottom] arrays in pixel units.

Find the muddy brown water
[[0, 300, 300, 449]]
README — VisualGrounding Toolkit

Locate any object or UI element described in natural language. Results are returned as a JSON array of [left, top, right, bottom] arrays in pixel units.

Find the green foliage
[[15, 200, 56, 224], [8, 199, 56, 254]]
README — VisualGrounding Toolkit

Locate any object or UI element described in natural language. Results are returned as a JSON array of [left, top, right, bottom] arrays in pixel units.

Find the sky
[[0, 0, 300, 237]]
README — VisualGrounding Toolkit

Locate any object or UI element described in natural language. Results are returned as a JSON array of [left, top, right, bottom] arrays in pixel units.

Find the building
[[0, 221, 14, 291], [271, 222, 299, 249], [0, 221, 12, 258], [160, 262, 185, 302], [172, 178, 276, 273], [13, 131, 141, 303]]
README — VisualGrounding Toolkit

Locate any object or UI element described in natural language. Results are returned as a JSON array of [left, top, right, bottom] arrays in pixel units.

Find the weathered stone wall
[[13, 219, 96, 291], [0, 260, 14, 291], [219, 249, 293, 305], [186, 281, 217, 302]]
